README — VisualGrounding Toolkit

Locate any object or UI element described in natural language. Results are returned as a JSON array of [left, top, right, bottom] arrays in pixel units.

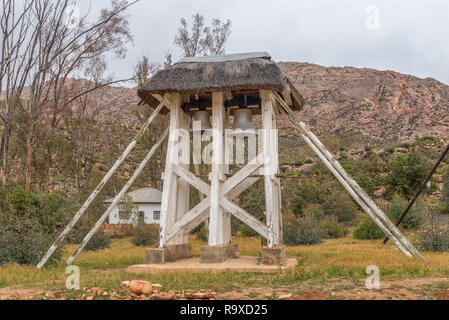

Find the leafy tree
[[385, 151, 428, 200], [290, 182, 326, 215], [387, 194, 423, 230], [353, 217, 384, 240], [346, 153, 388, 196]]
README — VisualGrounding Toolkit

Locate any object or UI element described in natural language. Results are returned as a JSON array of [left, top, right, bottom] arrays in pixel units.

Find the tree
[[0, 0, 136, 191], [174, 13, 231, 57], [385, 151, 429, 200], [134, 56, 160, 87]]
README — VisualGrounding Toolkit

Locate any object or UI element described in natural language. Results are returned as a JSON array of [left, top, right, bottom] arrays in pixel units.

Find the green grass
[[1, 235, 449, 292]]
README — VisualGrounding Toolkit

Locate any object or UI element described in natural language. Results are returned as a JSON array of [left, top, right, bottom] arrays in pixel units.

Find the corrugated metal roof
[[177, 52, 271, 64], [103, 188, 162, 204]]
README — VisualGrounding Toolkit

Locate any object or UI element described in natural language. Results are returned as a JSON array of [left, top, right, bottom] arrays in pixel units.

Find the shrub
[[320, 215, 347, 239], [0, 185, 73, 266], [283, 211, 326, 245], [418, 209, 449, 252], [387, 194, 423, 230], [84, 229, 111, 251], [353, 217, 384, 240], [290, 182, 358, 226], [131, 224, 159, 247], [385, 152, 428, 199], [322, 193, 358, 226], [0, 214, 62, 266]]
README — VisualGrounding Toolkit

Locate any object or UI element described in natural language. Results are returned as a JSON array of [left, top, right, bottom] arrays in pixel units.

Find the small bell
[[192, 110, 212, 131], [232, 108, 256, 134]]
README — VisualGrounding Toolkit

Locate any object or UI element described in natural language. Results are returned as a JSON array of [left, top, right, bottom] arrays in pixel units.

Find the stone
[[129, 280, 153, 295], [262, 246, 287, 266], [146, 248, 167, 264], [120, 280, 130, 287], [200, 244, 239, 263], [146, 244, 192, 264], [278, 293, 293, 300]]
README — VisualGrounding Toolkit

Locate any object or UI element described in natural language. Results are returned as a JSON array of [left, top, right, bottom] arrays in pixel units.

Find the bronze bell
[[232, 108, 256, 134], [192, 110, 212, 131]]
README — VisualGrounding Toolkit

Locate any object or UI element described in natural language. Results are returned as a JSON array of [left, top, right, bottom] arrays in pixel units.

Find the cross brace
[[164, 153, 267, 242]]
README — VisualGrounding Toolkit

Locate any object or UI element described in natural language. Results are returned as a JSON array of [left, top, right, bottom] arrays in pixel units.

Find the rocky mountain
[[278, 62, 449, 144]]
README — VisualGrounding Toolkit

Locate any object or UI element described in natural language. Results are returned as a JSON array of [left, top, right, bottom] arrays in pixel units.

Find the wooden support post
[[209, 92, 231, 245], [171, 105, 191, 245], [260, 90, 282, 247], [159, 93, 189, 247]]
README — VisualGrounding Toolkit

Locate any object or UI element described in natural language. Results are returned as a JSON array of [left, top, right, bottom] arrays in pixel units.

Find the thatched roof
[[137, 52, 303, 114]]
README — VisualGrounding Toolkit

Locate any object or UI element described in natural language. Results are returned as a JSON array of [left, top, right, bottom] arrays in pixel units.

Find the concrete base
[[200, 244, 239, 263], [128, 256, 298, 274], [262, 246, 287, 266], [146, 244, 192, 264]]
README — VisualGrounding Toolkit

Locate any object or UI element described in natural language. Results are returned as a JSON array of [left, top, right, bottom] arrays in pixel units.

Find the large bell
[[232, 108, 256, 134], [192, 110, 212, 131]]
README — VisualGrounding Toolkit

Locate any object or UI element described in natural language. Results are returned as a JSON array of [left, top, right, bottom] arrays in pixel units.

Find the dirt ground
[[1, 277, 449, 300]]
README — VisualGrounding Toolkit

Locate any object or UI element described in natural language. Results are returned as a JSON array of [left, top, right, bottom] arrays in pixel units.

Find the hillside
[[278, 62, 449, 144], [54, 62, 449, 146]]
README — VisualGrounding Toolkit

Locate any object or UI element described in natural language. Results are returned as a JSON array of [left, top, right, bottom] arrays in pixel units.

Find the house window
[[153, 211, 161, 221], [118, 210, 131, 220]]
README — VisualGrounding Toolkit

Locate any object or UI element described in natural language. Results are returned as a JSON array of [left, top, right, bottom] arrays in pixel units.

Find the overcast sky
[[78, 0, 449, 85]]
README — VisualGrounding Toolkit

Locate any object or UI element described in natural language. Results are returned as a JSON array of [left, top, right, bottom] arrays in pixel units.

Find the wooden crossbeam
[[165, 155, 264, 242], [219, 198, 267, 238], [173, 165, 210, 196]]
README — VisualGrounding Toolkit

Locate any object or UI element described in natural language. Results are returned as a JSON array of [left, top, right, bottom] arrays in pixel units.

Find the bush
[[0, 214, 62, 266], [320, 216, 347, 239], [131, 224, 159, 247], [322, 193, 358, 226], [353, 217, 384, 240], [387, 194, 423, 230], [0, 185, 73, 266], [283, 211, 326, 245], [84, 229, 111, 251], [418, 209, 449, 252], [290, 182, 358, 226], [385, 152, 428, 199]]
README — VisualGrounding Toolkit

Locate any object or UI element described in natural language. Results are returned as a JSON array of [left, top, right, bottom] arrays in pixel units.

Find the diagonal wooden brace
[[164, 154, 265, 242]]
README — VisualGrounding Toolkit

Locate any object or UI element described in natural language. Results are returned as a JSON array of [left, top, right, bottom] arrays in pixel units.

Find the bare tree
[[0, 0, 137, 190], [0, 0, 34, 185], [174, 13, 231, 57], [134, 55, 160, 87], [204, 18, 231, 56], [163, 51, 173, 69]]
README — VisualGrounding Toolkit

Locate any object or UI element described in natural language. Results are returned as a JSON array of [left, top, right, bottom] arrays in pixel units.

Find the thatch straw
[[137, 52, 303, 113]]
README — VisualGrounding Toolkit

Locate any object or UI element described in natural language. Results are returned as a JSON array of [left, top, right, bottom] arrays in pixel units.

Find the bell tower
[[141, 52, 302, 264]]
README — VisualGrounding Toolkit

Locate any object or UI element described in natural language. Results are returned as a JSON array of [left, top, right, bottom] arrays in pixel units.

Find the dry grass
[[1, 235, 449, 292]]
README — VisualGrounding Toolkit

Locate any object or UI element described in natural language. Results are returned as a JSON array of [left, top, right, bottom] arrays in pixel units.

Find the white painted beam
[[37, 102, 165, 269]]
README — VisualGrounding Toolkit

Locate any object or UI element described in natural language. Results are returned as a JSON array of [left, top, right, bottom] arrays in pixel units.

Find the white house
[[104, 188, 162, 226]]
